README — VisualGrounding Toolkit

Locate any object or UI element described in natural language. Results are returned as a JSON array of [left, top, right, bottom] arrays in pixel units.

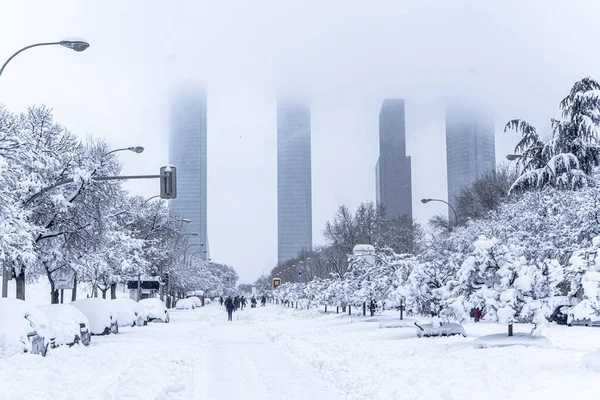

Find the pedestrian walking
[[225, 297, 234, 321]]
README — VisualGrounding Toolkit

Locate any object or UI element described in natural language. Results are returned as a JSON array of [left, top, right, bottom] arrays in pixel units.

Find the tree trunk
[[101, 288, 107, 299], [348, 305, 351, 315], [336, 306, 339, 314], [71, 274, 78, 302], [60, 289, 64, 304], [363, 302, 366, 316], [110, 283, 117, 300], [16, 269, 25, 300], [508, 323, 514, 337], [325, 305, 327, 313], [50, 288, 59, 304]]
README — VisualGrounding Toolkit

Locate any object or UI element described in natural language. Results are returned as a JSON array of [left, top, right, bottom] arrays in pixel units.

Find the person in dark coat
[[225, 297, 234, 321], [219, 296, 224, 306], [234, 296, 240, 311], [261, 296, 266, 306], [241, 296, 247, 309]]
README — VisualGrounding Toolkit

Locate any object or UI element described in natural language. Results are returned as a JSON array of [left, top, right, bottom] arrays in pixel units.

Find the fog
[[2, 0, 600, 282]]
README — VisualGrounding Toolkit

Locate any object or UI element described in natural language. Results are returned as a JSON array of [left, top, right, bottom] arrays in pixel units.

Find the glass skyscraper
[[376, 99, 412, 220], [277, 97, 312, 263], [168, 88, 208, 259], [445, 102, 495, 213]]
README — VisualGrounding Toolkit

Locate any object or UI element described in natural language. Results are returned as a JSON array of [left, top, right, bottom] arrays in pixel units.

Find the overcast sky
[[2, 1, 600, 282]]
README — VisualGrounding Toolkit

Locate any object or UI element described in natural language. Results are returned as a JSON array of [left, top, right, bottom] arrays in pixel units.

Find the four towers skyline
[[168, 90, 496, 264]]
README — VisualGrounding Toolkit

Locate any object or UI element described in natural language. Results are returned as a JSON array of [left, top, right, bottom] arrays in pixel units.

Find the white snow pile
[[415, 321, 466, 338], [176, 298, 196, 310], [582, 350, 600, 373], [0, 298, 49, 357], [70, 298, 113, 335], [473, 333, 552, 349], [38, 304, 89, 347], [111, 298, 139, 327]]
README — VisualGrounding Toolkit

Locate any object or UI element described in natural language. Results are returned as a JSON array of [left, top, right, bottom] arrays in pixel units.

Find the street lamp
[[183, 243, 205, 262], [421, 198, 458, 225], [105, 146, 145, 156], [0, 39, 90, 79]]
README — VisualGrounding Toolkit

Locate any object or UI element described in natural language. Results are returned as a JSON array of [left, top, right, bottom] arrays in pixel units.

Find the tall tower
[[445, 102, 495, 213], [169, 88, 208, 259], [277, 97, 312, 263], [376, 99, 412, 219]]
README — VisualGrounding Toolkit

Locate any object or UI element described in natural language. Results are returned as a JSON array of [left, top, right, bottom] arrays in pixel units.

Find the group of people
[[219, 295, 267, 321]]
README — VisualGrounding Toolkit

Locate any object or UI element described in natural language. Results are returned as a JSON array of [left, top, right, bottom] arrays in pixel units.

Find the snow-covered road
[[2, 303, 599, 400]]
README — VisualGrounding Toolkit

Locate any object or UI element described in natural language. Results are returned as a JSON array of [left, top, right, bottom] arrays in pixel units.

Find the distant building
[[445, 102, 495, 214], [168, 88, 208, 259], [277, 97, 312, 263], [376, 99, 412, 219]]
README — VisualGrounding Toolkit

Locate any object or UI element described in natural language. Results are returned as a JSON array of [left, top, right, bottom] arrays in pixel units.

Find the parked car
[[177, 298, 197, 310], [0, 298, 49, 357], [71, 298, 119, 335], [38, 304, 91, 347], [139, 298, 170, 323], [112, 298, 147, 327], [568, 300, 600, 327], [548, 305, 571, 325]]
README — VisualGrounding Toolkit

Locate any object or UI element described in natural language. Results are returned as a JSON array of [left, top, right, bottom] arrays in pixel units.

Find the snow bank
[[473, 333, 552, 349], [568, 299, 600, 325], [70, 298, 113, 335], [0, 298, 49, 357], [582, 350, 600, 373], [38, 304, 90, 347]]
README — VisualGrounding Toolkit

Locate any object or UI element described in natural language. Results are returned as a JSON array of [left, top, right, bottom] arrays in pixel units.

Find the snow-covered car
[[187, 296, 203, 308], [112, 298, 147, 327], [176, 298, 196, 310], [548, 305, 571, 325], [0, 298, 50, 357], [139, 298, 170, 323], [568, 300, 600, 327], [38, 304, 91, 348], [71, 298, 119, 335]]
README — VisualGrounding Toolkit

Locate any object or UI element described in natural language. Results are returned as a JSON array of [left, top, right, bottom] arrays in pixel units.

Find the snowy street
[[2, 303, 600, 400]]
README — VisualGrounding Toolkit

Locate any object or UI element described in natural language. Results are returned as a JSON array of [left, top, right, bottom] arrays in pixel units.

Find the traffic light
[[160, 166, 177, 199]]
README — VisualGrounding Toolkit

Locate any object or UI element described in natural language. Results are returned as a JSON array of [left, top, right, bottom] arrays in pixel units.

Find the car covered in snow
[[38, 304, 91, 348], [568, 300, 600, 327], [139, 298, 170, 323], [71, 298, 119, 335], [548, 305, 571, 325], [176, 298, 196, 310], [0, 298, 50, 357], [112, 298, 147, 327]]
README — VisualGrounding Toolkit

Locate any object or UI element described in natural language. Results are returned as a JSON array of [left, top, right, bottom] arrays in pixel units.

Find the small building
[[127, 277, 160, 301]]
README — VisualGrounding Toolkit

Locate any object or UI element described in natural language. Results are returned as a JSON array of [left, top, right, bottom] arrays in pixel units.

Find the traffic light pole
[[25, 168, 176, 206]]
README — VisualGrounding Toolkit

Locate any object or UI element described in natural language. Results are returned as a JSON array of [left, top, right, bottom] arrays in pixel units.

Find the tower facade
[[376, 99, 412, 220], [445, 102, 495, 214], [277, 97, 312, 263], [169, 88, 208, 259]]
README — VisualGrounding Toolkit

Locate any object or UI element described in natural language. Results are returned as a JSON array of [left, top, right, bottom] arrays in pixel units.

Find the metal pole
[[2, 264, 9, 298]]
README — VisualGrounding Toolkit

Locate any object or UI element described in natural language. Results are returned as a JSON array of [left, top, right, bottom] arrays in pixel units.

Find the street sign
[[52, 268, 75, 290], [272, 278, 281, 288]]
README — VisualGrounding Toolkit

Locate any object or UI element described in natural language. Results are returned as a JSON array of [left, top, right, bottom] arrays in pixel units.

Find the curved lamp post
[[0, 40, 90, 79], [421, 198, 458, 225], [105, 146, 145, 156], [183, 243, 204, 263]]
